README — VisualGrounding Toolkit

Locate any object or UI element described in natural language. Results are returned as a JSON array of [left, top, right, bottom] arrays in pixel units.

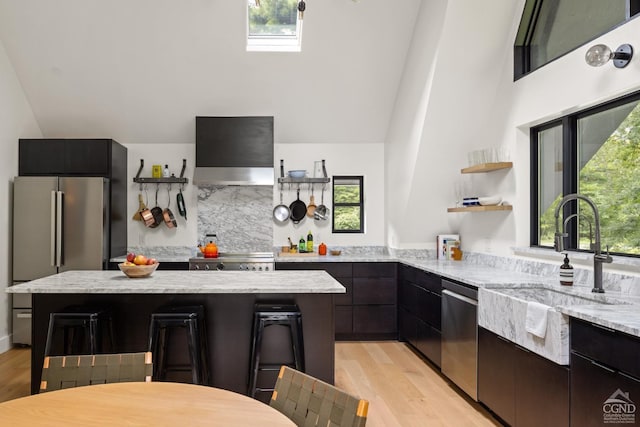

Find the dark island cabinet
[[398, 265, 442, 367], [478, 327, 569, 427], [19, 138, 128, 259], [275, 262, 397, 340], [570, 319, 640, 427]]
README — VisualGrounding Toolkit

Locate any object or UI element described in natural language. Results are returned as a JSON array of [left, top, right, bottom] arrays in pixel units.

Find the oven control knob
[[265, 265, 270, 271], [193, 265, 200, 270], [204, 264, 210, 271], [258, 266, 263, 271], [217, 263, 225, 270], [240, 264, 247, 270]]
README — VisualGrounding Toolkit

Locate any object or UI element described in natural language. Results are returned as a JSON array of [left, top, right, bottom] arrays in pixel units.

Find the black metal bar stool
[[44, 306, 115, 357], [147, 305, 210, 385], [248, 303, 304, 398]]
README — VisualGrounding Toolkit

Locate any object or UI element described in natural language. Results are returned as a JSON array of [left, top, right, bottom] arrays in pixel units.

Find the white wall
[[0, 39, 42, 352], [274, 143, 386, 248], [124, 142, 386, 251], [125, 143, 198, 248], [385, 0, 521, 251], [386, 0, 640, 257]]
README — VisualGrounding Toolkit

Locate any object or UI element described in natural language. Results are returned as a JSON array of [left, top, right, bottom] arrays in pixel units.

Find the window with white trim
[[247, 0, 303, 52]]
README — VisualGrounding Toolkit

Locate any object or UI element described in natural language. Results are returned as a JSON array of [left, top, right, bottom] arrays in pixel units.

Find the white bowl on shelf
[[478, 196, 502, 206], [288, 170, 306, 179]]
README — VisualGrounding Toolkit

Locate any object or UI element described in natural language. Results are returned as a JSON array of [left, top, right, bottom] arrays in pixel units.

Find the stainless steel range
[[189, 252, 274, 271]]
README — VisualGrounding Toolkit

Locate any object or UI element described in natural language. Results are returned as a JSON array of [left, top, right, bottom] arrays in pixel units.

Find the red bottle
[[318, 242, 327, 256]]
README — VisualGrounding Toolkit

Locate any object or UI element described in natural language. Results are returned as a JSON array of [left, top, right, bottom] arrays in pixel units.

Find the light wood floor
[[0, 342, 500, 426]]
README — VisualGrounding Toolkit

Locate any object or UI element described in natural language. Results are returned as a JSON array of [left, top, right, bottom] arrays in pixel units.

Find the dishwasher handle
[[442, 289, 478, 306]]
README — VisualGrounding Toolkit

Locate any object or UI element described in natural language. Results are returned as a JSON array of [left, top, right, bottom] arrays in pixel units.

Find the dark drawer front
[[417, 289, 441, 330], [399, 308, 418, 344], [400, 265, 417, 283], [353, 262, 396, 278], [353, 278, 397, 305], [417, 320, 441, 367], [571, 319, 640, 379], [353, 306, 397, 334], [415, 269, 441, 294], [334, 277, 353, 306], [335, 306, 353, 335], [571, 351, 640, 427], [399, 281, 419, 315]]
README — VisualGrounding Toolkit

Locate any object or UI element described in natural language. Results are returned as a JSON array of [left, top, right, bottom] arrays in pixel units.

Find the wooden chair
[[270, 365, 369, 427], [40, 352, 153, 393]]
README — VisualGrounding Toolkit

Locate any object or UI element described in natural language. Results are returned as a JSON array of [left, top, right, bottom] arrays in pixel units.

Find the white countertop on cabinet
[[6, 270, 345, 294]]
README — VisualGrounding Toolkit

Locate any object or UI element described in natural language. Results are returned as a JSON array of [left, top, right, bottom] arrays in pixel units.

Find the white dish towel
[[525, 301, 550, 338]]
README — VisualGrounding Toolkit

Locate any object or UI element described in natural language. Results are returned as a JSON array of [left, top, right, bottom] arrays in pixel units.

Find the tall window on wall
[[532, 91, 640, 255], [332, 176, 364, 233], [514, 0, 640, 79]]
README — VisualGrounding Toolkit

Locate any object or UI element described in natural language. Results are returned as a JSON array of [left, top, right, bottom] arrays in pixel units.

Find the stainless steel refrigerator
[[12, 176, 110, 345]]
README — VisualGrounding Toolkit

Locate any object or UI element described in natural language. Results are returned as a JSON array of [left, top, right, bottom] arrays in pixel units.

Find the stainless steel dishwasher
[[441, 279, 478, 401]]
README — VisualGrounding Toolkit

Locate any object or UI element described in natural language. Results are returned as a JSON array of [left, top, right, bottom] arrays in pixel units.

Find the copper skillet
[[140, 188, 156, 227], [163, 186, 177, 228]]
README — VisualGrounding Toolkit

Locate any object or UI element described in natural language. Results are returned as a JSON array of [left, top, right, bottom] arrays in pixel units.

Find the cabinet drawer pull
[[619, 371, 640, 383], [591, 359, 615, 373], [589, 322, 616, 334]]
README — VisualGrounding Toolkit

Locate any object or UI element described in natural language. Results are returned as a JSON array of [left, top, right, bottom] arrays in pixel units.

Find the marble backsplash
[[197, 185, 273, 252]]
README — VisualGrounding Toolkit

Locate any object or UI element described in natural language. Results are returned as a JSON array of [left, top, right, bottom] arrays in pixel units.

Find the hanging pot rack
[[133, 159, 189, 190]]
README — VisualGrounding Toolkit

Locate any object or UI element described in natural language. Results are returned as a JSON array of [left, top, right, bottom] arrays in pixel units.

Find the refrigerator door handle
[[56, 190, 64, 266], [51, 190, 57, 267]]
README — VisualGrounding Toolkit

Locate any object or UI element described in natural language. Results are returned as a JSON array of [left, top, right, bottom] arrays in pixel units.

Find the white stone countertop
[[6, 270, 346, 294], [279, 254, 640, 338], [46, 252, 640, 338], [557, 304, 640, 337]]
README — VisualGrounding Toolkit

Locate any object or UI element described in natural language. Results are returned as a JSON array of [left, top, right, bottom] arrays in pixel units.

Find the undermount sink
[[478, 286, 621, 365]]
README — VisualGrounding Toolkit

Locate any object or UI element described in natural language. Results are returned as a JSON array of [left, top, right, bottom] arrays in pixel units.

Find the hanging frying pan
[[140, 188, 156, 227], [149, 185, 163, 228], [273, 185, 290, 223], [289, 188, 307, 224], [163, 186, 178, 228], [314, 186, 329, 221], [177, 185, 187, 220]]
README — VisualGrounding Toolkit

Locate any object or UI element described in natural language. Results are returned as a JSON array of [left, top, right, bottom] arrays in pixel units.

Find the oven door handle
[[442, 289, 477, 306]]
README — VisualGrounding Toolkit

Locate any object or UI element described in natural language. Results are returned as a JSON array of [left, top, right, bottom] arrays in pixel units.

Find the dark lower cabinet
[[478, 327, 569, 427], [416, 320, 441, 367], [276, 262, 397, 340], [570, 319, 640, 427], [335, 306, 353, 335], [398, 265, 441, 367], [515, 346, 569, 427], [571, 352, 640, 427], [478, 327, 516, 426]]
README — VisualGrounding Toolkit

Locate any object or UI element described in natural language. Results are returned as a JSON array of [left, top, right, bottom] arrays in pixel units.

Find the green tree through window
[[333, 176, 364, 233], [535, 95, 640, 255]]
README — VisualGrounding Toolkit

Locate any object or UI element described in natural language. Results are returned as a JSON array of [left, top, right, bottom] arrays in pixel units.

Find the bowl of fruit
[[119, 253, 159, 278]]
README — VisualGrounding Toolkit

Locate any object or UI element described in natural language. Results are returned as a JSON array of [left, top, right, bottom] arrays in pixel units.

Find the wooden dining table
[[0, 382, 295, 426]]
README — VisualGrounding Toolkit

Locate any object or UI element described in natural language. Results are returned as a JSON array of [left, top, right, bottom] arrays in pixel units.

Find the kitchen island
[[8, 270, 344, 398]]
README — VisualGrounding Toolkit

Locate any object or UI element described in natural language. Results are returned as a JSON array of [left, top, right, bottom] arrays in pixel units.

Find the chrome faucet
[[554, 194, 612, 293]]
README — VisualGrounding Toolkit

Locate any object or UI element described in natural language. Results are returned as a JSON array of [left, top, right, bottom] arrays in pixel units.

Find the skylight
[[247, 0, 303, 52]]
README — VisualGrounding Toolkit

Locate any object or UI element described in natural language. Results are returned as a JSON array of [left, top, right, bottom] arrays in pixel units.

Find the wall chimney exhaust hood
[[193, 116, 274, 185]]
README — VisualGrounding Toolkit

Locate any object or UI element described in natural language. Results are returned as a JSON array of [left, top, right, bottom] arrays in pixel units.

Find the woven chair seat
[[270, 365, 368, 427], [40, 352, 153, 393]]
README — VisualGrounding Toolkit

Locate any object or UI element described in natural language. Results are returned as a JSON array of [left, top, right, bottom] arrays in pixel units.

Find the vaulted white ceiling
[[0, 0, 420, 144]]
